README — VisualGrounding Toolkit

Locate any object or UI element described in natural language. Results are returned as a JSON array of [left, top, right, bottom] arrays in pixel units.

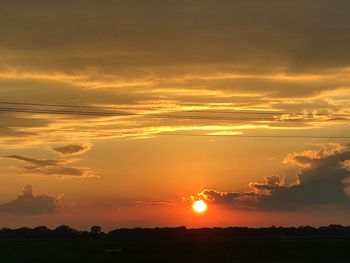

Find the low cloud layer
[[0, 185, 59, 215], [192, 144, 350, 211]]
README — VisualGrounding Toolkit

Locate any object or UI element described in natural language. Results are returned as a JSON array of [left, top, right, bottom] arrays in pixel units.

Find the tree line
[[1, 225, 350, 239]]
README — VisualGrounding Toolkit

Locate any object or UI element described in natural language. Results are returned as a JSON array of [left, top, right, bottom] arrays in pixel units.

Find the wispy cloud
[[2, 154, 97, 178], [51, 143, 92, 156]]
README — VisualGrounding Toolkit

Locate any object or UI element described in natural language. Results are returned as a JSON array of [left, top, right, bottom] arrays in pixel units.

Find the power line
[[10, 126, 349, 139], [0, 106, 348, 123], [0, 100, 140, 111], [157, 133, 350, 139], [0, 100, 349, 117], [0, 102, 347, 140], [0, 103, 349, 123]]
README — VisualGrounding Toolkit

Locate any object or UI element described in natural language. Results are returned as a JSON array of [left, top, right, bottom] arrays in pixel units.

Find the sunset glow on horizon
[[0, 1, 349, 231]]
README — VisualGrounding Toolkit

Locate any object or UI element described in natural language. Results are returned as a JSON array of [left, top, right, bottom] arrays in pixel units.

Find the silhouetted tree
[[54, 225, 78, 238], [90, 225, 102, 236]]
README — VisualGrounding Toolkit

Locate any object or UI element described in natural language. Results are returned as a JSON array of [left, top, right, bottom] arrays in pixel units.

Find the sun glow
[[192, 200, 208, 213]]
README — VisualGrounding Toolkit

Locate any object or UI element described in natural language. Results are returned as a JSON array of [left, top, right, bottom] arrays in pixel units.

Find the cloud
[[249, 175, 286, 194], [191, 144, 350, 211], [133, 200, 179, 207], [191, 189, 258, 210], [0, 185, 59, 215], [51, 143, 91, 156], [283, 143, 348, 168], [344, 160, 350, 170], [22, 165, 94, 178], [1, 1, 350, 73], [195, 189, 241, 203], [258, 150, 350, 210], [2, 154, 96, 178], [4, 155, 62, 166], [0, 1, 349, 147]]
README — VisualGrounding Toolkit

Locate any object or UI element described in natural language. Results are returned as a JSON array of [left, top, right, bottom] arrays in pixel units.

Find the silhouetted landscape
[[2, 1, 350, 262], [1, 225, 350, 262]]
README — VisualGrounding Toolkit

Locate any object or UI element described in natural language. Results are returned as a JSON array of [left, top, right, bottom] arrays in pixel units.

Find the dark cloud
[[0, 185, 59, 215], [2, 155, 96, 178], [4, 155, 62, 166], [197, 189, 242, 204], [0, 1, 350, 72], [22, 165, 92, 177], [52, 144, 91, 156], [259, 150, 350, 210], [284, 143, 347, 168], [192, 189, 258, 210], [0, 1, 349, 146], [249, 176, 286, 193], [193, 144, 350, 211]]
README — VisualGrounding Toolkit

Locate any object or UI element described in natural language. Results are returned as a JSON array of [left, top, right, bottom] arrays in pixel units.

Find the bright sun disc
[[192, 200, 208, 213]]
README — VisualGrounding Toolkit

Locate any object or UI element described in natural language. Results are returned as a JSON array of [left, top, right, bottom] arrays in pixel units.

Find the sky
[[0, 0, 350, 230]]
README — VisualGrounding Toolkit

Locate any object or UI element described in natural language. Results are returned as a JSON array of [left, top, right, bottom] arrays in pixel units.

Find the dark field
[[1, 226, 350, 262]]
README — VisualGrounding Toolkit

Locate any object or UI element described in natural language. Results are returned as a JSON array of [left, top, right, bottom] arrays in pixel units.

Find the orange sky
[[0, 1, 350, 230]]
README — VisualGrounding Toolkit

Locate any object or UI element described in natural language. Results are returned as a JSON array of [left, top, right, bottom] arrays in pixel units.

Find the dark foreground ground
[[1, 226, 350, 262]]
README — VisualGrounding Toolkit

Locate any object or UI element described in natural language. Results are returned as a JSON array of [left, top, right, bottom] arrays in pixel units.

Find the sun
[[192, 200, 208, 213]]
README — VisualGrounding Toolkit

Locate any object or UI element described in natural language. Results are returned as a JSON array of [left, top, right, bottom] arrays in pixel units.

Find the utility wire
[[0, 100, 349, 117], [9, 126, 349, 139], [0, 102, 349, 123], [157, 133, 350, 139], [0, 106, 349, 123], [0, 100, 349, 139]]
